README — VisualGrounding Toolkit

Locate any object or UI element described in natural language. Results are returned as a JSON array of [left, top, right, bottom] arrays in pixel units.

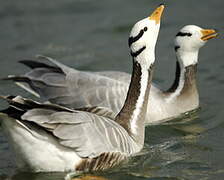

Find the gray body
[[8, 56, 199, 124]]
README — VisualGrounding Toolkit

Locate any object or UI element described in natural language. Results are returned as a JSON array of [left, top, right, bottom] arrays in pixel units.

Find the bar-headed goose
[[162, 25, 218, 117], [6, 25, 217, 124], [0, 5, 164, 172]]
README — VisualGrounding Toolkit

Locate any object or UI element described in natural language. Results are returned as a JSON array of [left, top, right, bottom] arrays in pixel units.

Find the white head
[[174, 25, 218, 67], [128, 4, 165, 67]]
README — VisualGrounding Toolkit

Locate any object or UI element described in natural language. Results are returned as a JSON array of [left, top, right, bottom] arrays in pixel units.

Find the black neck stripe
[[128, 30, 144, 47], [176, 32, 192, 37], [174, 46, 180, 51], [131, 46, 146, 58]]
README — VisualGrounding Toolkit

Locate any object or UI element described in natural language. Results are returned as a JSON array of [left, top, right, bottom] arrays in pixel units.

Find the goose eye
[[144, 27, 148, 32]]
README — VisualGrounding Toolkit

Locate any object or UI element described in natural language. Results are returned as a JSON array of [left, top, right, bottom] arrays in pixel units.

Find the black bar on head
[[176, 32, 192, 37], [128, 30, 144, 47], [131, 46, 146, 58]]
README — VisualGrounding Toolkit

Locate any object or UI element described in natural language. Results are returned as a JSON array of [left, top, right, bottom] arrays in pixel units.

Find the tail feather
[[0, 95, 30, 111], [0, 106, 24, 120], [1, 75, 31, 82], [0, 95, 17, 101], [15, 82, 40, 97], [1, 55, 73, 107], [19, 60, 53, 69], [19, 60, 63, 74], [0, 95, 74, 114], [1, 57, 67, 100], [0, 96, 25, 120]]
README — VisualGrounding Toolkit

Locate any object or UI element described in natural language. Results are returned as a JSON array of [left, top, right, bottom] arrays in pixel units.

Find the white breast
[[0, 113, 82, 172]]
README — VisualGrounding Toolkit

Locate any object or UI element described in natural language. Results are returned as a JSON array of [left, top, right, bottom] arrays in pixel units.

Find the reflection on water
[[0, 172, 65, 180], [66, 174, 111, 180], [0, 0, 224, 179]]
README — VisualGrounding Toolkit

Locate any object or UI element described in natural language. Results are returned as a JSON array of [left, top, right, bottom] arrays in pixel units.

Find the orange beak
[[149, 4, 165, 24], [201, 29, 218, 41]]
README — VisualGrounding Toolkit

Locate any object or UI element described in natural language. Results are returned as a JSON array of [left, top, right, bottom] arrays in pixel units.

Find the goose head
[[174, 25, 218, 67], [128, 4, 165, 67]]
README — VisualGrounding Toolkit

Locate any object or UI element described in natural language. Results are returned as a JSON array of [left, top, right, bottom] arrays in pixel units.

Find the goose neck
[[166, 50, 199, 102], [115, 48, 154, 145]]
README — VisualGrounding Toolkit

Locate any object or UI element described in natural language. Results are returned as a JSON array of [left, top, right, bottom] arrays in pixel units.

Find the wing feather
[[3, 57, 129, 112], [20, 107, 139, 158], [1, 96, 140, 158]]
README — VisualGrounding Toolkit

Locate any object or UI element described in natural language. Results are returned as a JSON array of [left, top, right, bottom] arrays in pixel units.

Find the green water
[[0, 0, 223, 179]]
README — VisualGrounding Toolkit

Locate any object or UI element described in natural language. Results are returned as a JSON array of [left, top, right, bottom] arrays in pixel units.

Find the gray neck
[[165, 50, 199, 102], [115, 53, 154, 145]]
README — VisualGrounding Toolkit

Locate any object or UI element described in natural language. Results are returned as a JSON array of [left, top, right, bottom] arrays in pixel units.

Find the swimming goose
[[6, 25, 217, 124], [0, 5, 164, 172]]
